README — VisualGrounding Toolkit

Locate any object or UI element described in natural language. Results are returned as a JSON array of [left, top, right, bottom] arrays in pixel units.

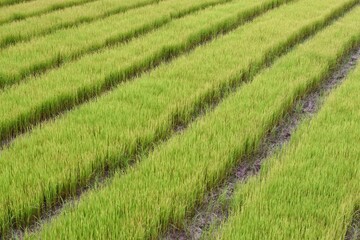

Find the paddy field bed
[[0, 0, 359, 239]]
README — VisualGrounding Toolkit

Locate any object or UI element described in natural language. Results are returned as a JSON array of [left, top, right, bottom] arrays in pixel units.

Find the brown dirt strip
[[162, 47, 360, 240], [346, 207, 360, 240]]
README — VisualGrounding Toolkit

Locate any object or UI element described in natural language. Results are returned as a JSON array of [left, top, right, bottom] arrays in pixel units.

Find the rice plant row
[[0, 0, 231, 87], [0, 0, 294, 149], [0, 0, 30, 8], [26, 5, 360, 239], [217, 36, 360, 240], [0, 0, 99, 25], [0, 0, 163, 48]]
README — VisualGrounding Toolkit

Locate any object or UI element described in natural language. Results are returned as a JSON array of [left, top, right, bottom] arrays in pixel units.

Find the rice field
[[0, 0, 359, 239]]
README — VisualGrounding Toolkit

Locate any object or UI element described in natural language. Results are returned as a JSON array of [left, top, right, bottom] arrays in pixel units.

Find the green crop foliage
[[0, 0, 98, 25], [28, 5, 360, 239], [0, 0, 162, 48], [0, 0, 230, 86], [0, 0, 356, 236], [217, 35, 360, 240], [0, 0, 30, 7], [0, 0, 294, 150]]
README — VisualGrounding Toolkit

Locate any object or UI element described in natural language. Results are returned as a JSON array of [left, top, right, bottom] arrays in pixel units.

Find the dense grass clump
[[0, 0, 98, 25], [0, 0, 291, 146], [0, 0, 163, 48]]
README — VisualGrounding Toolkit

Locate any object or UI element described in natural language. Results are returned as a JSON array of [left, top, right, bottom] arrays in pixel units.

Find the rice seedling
[[0, 0, 163, 48], [0, 0, 98, 24], [0, 0, 30, 7]]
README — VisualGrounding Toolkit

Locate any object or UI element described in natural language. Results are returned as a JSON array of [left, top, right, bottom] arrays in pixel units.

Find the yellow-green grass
[[0, 0, 294, 145], [0, 0, 163, 48], [0, 0, 99, 25], [0, 0, 231, 87], [0, 0, 355, 236], [0, 0, 30, 7], [28, 6, 360, 239], [217, 42, 360, 240]]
